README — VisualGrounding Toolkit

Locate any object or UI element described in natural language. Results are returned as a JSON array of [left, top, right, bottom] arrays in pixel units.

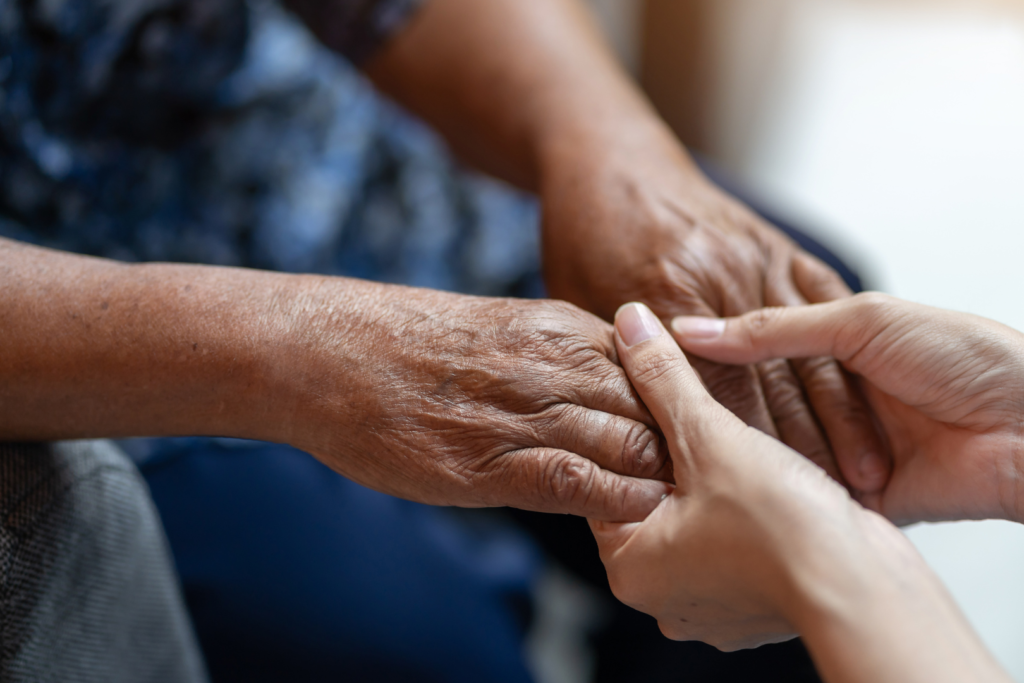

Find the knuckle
[[619, 422, 662, 477], [759, 361, 807, 423], [795, 356, 847, 401], [697, 362, 766, 421], [796, 354, 838, 380], [744, 306, 786, 342], [543, 452, 596, 506], [853, 291, 894, 317], [629, 352, 681, 389]]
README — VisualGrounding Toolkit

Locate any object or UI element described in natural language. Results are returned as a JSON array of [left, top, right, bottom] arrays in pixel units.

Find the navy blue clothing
[[140, 440, 539, 683]]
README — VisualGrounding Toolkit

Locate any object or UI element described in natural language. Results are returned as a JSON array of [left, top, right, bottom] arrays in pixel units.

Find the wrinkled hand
[[541, 137, 887, 492], [673, 290, 1024, 524], [284, 283, 673, 522], [591, 303, 896, 651]]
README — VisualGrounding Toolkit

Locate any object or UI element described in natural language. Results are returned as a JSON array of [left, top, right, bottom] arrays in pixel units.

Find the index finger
[[667, 294, 892, 368]]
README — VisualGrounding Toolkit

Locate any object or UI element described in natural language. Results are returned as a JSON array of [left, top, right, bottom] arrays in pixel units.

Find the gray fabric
[[0, 441, 208, 683]]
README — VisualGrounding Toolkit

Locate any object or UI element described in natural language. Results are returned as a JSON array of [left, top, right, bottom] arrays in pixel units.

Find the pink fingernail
[[616, 303, 664, 348], [671, 316, 725, 339]]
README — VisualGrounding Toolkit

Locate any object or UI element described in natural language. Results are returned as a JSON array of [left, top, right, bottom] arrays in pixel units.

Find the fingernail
[[858, 452, 889, 488], [671, 316, 726, 339], [616, 303, 664, 347]]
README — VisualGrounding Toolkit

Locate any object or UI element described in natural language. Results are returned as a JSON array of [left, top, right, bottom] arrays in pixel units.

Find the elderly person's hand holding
[[594, 301, 1013, 683], [364, 0, 888, 495], [0, 238, 671, 522]]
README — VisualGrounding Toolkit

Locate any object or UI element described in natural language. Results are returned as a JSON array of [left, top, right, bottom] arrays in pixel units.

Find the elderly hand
[[672, 281, 1024, 524], [540, 130, 888, 494], [589, 302, 904, 651], [279, 281, 673, 522]]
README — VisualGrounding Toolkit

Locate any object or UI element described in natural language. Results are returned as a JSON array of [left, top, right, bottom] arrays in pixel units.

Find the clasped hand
[[594, 277, 1024, 652]]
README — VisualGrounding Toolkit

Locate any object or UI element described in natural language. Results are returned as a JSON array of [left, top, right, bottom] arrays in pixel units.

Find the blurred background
[[583, 0, 1024, 678]]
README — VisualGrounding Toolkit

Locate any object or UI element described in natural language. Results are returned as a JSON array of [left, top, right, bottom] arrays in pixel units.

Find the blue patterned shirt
[[0, 0, 541, 296]]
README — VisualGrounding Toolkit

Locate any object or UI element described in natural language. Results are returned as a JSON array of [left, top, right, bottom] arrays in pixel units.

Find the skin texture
[[595, 302, 1012, 683], [672, 270, 1024, 524], [364, 0, 889, 494], [3, 0, 880, 517], [0, 238, 671, 521]]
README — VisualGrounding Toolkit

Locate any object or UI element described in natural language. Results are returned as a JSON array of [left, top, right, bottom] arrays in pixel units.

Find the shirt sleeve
[[282, 0, 426, 65]]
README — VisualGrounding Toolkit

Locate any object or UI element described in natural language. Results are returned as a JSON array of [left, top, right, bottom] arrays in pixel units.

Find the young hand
[[590, 302, 888, 650], [673, 264, 1024, 524]]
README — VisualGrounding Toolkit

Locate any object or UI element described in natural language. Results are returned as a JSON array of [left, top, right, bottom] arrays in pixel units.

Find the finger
[[613, 303, 735, 453], [565, 356, 659, 429], [791, 355, 889, 492], [529, 404, 673, 483], [754, 357, 842, 482], [689, 356, 781, 440], [673, 299, 892, 491], [670, 301, 855, 366], [495, 447, 674, 522], [767, 261, 889, 492], [793, 250, 854, 302], [669, 298, 781, 440]]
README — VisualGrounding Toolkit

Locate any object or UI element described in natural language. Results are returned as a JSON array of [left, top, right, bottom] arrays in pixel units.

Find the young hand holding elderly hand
[[596, 299, 1016, 683], [674, 255, 1024, 525]]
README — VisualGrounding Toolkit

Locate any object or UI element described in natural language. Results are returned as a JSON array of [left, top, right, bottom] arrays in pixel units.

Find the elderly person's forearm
[[359, 0, 664, 191], [0, 236, 671, 520], [0, 236, 312, 442]]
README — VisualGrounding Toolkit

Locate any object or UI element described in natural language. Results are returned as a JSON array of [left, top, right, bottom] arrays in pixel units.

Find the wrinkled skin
[[674, 289, 1024, 524], [283, 282, 674, 522], [541, 134, 890, 494], [590, 303, 900, 651]]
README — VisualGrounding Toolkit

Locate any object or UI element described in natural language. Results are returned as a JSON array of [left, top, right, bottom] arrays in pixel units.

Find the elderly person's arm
[[592, 301, 1012, 682], [292, 0, 890, 495], [0, 236, 672, 520]]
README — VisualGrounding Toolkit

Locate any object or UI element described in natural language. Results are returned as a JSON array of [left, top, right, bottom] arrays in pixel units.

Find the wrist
[[783, 510, 1007, 683], [782, 509, 915, 624], [250, 274, 385, 449], [535, 101, 697, 194]]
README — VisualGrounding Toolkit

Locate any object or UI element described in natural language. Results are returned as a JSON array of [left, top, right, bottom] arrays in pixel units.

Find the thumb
[[614, 303, 726, 455]]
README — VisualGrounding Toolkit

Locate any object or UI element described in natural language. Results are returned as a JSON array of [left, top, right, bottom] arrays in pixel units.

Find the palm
[[858, 379, 1020, 524]]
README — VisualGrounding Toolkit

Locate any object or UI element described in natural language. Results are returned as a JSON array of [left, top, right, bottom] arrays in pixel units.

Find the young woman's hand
[[590, 302, 889, 650], [672, 259, 1024, 524], [592, 302, 1011, 683]]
